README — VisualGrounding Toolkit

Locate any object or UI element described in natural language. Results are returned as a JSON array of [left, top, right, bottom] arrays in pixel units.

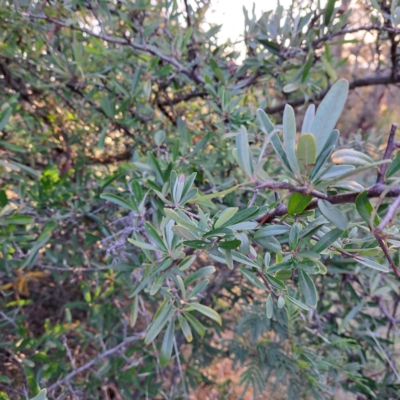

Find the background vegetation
[[1, 0, 400, 399]]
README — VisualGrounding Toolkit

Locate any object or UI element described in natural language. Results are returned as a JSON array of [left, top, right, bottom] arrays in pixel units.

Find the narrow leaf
[[318, 199, 348, 230], [298, 270, 317, 307]]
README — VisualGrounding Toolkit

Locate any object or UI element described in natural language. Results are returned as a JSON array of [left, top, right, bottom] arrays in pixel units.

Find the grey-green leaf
[[298, 270, 317, 307], [317, 200, 348, 230], [266, 294, 273, 319], [283, 104, 299, 173], [310, 79, 349, 155]]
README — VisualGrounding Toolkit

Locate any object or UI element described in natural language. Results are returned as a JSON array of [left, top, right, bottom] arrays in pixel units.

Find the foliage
[[1, 0, 400, 399]]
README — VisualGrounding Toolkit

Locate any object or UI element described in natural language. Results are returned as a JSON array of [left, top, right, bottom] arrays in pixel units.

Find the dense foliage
[[1, 0, 400, 399]]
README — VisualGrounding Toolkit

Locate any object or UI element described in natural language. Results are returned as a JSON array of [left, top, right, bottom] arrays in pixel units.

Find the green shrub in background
[[1, 0, 400, 399]]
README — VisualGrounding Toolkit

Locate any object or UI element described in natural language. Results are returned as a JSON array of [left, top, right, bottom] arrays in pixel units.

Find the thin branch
[[264, 74, 400, 115], [375, 194, 400, 233], [373, 233, 400, 279], [257, 183, 400, 223], [0, 310, 18, 329], [47, 331, 146, 393], [376, 124, 398, 184], [256, 269, 279, 298], [24, 12, 205, 85]]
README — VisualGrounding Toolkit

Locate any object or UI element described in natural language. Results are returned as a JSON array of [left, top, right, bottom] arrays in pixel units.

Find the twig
[[46, 331, 146, 393], [0, 310, 18, 329], [248, 189, 259, 207], [256, 269, 279, 298], [376, 124, 398, 184], [173, 336, 188, 398], [257, 183, 400, 223], [375, 194, 400, 233], [373, 233, 400, 279], [24, 12, 205, 85], [62, 336, 77, 371], [379, 301, 400, 336]]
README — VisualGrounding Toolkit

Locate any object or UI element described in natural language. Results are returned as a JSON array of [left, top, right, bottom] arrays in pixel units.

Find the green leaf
[[177, 116, 191, 145], [160, 318, 175, 366], [324, 0, 336, 25], [266, 294, 273, 319], [265, 273, 287, 290], [183, 240, 212, 249], [268, 130, 293, 173], [356, 257, 389, 272], [220, 206, 259, 228], [276, 269, 292, 280], [240, 267, 266, 290], [317, 200, 348, 230], [254, 225, 290, 239], [178, 255, 196, 271], [338, 302, 364, 334], [183, 312, 205, 337], [283, 104, 299, 173], [178, 314, 193, 342], [298, 270, 317, 307], [257, 108, 274, 134], [202, 227, 233, 239], [331, 149, 374, 166], [286, 295, 310, 311], [321, 160, 391, 185], [184, 266, 215, 285], [310, 130, 339, 180], [301, 105, 315, 134], [277, 296, 285, 309], [128, 238, 159, 252], [255, 236, 282, 253], [145, 222, 167, 251], [355, 191, 380, 227], [172, 225, 198, 240], [130, 296, 139, 328], [31, 389, 48, 400], [227, 221, 259, 230], [225, 249, 234, 269], [236, 126, 253, 177], [310, 79, 349, 155], [150, 274, 164, 295], [189, 184, 242, 202], [386, 151, 400, 178], [287, 193, 313, 215], [164, 209, 205, 233], [312, 228, 343, 253], [145, 303, 174, 343], [214, 207, 239, 228], [296, 133, 316, 176], [219, 239, 241, 250], [188, 279, 209, 299], [147, 152, 165, 185], [0, 189, 8, 207], [0, 106, 12, 131], [318, 165, 355, 180], [129, 276, 150, 298], [267, 260, 293, 274], [184, 303, 222, 325], [0, 215, 34, 225], [100, 193, 136, 211], [232, 251, 259, 268]]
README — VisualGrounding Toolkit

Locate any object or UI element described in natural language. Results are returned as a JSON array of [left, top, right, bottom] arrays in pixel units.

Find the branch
[[264, 74, 400, 115], [47, 332, 146, 393], [24, 12, 205, 85], [376, 124, 398, 184], [373, 233, 400, 279], [256, 183, 400, 222]]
